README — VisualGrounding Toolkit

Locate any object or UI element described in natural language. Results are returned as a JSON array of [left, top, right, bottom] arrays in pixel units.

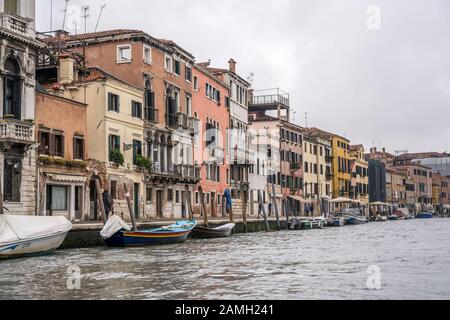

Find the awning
[[47, 174, 86, 183], [330, 197, 353, 204], [288, 195, 313, 203], [370, 202, 389, 206]]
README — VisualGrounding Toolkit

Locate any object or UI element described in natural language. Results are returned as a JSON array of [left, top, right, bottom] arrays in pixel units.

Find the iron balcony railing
[[0, 119, 34, 144], [149, 162, 201, 180], [145, 108, 159, 123], [177, 112, 189, 129], [252, 94, 290, 108]]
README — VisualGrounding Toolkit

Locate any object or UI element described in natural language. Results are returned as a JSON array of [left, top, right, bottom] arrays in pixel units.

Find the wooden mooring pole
[[258, 190, 270, 231], [185, 185, 193, 221], [198, 186, 209, 228], [124, 183, 137, 231], [241, 190, 248, 232], [271, 182, 281, 230], [0, 181, 4, 215], [95, 179, 107, 225]]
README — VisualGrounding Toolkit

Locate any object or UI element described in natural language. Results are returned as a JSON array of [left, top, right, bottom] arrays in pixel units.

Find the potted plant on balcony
[[135, 155, 152, 172], [110, 149, 124, 168]]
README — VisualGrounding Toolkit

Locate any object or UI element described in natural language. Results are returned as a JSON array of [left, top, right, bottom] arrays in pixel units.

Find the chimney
[[228, 58, 237, 73], [58, 55, 75, 85], [382, 148, 386, 154]]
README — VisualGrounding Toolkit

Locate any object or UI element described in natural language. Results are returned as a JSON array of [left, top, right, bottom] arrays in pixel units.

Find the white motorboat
[[0, 215, 72, 259]]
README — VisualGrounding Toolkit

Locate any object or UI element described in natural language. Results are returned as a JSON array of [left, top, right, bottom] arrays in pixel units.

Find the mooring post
[[185, 185, 193, 221], [241, 190, 248, 231], [0, 181, 4, 215], [198, 186, 209, 228], [95, 179, 107, 225], [258, 190, 270, 231], [271, 182, 281, 230], [124, 183, 137, 231], [284, 198, 290, 230]]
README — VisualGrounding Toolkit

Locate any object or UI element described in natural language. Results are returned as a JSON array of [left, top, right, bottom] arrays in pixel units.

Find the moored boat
[[288, 217, 325, 230], [328, 216, 345, 227], [0, 215, 72, 259], [101, 216, 197, 247], [192, 223, 236, 239], [342, 208, 368, 225], [416, 212, 433, 219]]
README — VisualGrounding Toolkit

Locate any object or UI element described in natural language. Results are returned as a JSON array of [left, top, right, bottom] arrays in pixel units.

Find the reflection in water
[[1, 219, 450, 300]]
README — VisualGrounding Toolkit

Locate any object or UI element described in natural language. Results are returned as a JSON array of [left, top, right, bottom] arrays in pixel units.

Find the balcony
[[146, 162, 200, 183], [325, 155, 334, 163], [0, 13, 31, 36], [177, 112, 189, 129], [250, 88, 290, 108], [188, 116, 199, 132], [290, 162, 302, 172], [326, 173, 333, 181], [144, 108, 159, 124], [0, 119, 34, 145], [175, 164, 201, 181], [231, 146, 251, 165]]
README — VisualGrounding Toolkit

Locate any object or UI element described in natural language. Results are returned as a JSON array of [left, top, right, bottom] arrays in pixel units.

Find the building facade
[[192, 63, 230, 217], [40, 30, 201, 220], [302, 133, 332, 214], [368, 160, 387, 203], [1, 0, 41, 215], [35, 91, 88, 221], [386, 167, 407, 208], [308, 128, 351, 199], [203, 60, 251, 214], [349, 145, 369, 204]]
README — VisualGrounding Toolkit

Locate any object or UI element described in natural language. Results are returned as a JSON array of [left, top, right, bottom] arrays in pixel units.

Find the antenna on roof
[[95, 4, 107, 32], [61, 0, 70, 30], [82, 5, 90, 34], [247, 72, 254, 86], [305, 112, 308, 128]]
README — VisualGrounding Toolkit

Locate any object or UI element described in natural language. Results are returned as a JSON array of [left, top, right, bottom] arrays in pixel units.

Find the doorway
[[211, 192, 216, 217], [156, 190, 163, 218], [89, 176, 100, 220], [181, 191, 186, 218], [134, 183, 140, 220], [74, 186, 83, 221]]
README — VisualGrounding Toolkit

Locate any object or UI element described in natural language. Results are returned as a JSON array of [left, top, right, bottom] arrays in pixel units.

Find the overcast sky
[[36, 0, 450, 154]]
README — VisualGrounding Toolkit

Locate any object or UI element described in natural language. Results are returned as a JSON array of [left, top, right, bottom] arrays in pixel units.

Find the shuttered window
[[108, 93, 120, 112]]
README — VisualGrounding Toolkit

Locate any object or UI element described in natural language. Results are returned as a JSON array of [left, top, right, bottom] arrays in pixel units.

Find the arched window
[[3, 58, 21, 119], [166, 87, 176, 127], [144, 79, 155, 122]]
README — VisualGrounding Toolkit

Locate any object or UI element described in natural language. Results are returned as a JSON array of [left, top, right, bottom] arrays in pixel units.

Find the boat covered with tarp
[[0, 215, 72, 258]]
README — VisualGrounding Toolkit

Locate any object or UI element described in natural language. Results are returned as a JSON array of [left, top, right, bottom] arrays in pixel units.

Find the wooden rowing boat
[[192, 223, 236, 239], [103, 220, 197, 247]]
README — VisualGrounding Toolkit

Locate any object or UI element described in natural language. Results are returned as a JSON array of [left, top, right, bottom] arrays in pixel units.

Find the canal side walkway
[[63, 216, 289, 249]]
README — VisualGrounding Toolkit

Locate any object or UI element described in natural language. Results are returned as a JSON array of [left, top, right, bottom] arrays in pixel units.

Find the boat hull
[[0, 231, 69, 259], [192, 224, 235, 239], [416, 213, 433, 219], [333, 218, 345, 227], [104, 229, 192, 247], [344, 215, 368, 225]]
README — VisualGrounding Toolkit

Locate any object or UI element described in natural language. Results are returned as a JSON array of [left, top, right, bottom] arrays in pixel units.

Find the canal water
[[1, 219, 450, 300]]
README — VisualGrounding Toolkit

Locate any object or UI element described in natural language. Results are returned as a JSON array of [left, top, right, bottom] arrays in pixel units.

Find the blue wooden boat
[[416, 212, 433, 219], [104, 220, 197, 247]]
